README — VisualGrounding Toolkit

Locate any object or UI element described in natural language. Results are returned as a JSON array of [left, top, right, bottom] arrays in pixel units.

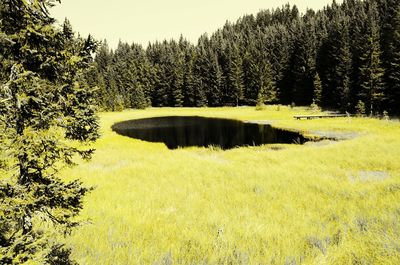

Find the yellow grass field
[[61, 106, 400, 264]]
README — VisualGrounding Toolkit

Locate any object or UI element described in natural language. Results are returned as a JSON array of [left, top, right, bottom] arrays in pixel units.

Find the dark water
[[112, 116, 311, 150]]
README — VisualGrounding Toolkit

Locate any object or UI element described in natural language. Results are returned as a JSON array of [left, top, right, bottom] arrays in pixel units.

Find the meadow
[[61, 106, 400, 264]]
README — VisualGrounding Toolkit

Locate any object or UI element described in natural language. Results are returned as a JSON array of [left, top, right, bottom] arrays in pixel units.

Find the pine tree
[[95, 40, 113, 74], [320, 8, 352, 111], [192, 59, 208, 107], [387, 10, 400, 113], [192, 43, 208, 107], [257, 61, 277, 106], [265, 24, 292, 104], [132, 44, 153, 107], [290, 17, 317, 105], [242, 51, 257, 105], [208, 53, 224, 106], [359, 2, 385, 114], [0, 1, 99, 263], [380, 0, 400, 113], [113, 41, 132, 108], [339, 55, 352, 112], [94, 40, 115, 110], [313, 72, 323, 106], [148, 41, 181, 107], [130, 83, 147, 109], [347, 0, 368, 111], [171, 51, 185, 107], [226, 45, 244, 106], [183, 50, 196, 106], [84, 62, 107, 110], [63, 18, 74, 41]]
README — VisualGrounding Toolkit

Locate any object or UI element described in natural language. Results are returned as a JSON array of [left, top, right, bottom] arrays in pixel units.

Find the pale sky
[[51, 0, 342, 49]]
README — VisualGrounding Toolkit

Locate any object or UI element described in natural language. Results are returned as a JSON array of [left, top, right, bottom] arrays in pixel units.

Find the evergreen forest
[[86, 0, 400, 115]]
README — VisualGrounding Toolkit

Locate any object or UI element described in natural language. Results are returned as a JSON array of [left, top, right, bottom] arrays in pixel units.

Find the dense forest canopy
[[87, 0, 400, 114]]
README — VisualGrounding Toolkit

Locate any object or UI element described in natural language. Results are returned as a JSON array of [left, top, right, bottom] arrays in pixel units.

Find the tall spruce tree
[[131, 44, 153, 107], [313, 72, 323, 106], [183, 49, 197, 106], [346, 0, 368, 111], [359, 2, 385, 114], [256, 61, 277, 105], [290, 16, 317, 105], [192, 41, 208, 107], [388, 8, 400, 112], [380, 0, 400, 113], [192, 57, 208, 107], [113, 41, 133, 108], [171, 45, 185, 107], [320, 7, 352, 111], [0, 1, 99, 263], [94, 40, 117, 110], [226, 45, 244, 106], [242, 50, 259, 105], [208, 53, 224, 106], [265, 24, 292, 104]]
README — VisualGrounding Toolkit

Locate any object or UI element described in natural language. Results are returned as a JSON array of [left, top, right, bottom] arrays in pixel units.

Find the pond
[[112, 116, 312, 150]]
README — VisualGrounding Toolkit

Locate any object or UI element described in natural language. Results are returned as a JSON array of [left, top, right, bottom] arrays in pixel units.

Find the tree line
[[88, 0, 400, 114]]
